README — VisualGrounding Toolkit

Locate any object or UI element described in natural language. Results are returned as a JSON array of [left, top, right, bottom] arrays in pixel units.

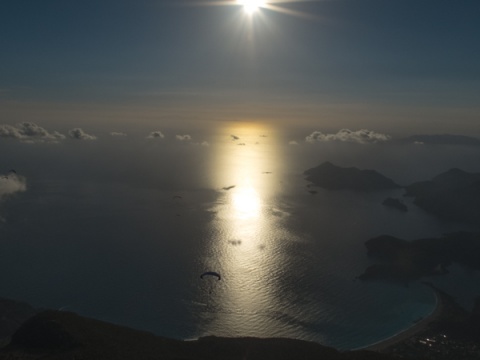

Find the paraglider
[[200, 271, 221, 281]]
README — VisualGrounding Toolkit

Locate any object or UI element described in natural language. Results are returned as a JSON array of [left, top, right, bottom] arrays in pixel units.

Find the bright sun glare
[[237, 0, 265, 14], [232, 186, 261, 219]]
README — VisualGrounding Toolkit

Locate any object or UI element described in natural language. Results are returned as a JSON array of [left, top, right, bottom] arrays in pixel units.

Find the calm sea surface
[[1, 127, 480, 350]]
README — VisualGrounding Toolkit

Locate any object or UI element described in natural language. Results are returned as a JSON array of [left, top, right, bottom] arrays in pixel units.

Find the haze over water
[[1, 121, 480, 350]]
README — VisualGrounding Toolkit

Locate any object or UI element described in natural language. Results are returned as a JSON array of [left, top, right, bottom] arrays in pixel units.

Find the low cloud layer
[[0, 122, 65, 143], [306, 129, 391, 144], [147, 131, 165, 139], [68, 128, 97, 140]]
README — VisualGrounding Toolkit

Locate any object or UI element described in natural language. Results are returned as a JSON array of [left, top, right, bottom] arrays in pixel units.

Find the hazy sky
[[1, 0, 480, 134]]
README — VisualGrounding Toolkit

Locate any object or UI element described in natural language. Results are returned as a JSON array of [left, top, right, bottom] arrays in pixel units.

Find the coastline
[[360, 288, 441, 352]]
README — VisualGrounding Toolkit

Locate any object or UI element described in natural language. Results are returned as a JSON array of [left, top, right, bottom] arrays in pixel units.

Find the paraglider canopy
[[200, 271, 221, 281]]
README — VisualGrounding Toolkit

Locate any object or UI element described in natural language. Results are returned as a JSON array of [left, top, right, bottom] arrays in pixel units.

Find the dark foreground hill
[[0, 298, 38, 341], [0, 310, 395, 360], [304, 162, 399, 192]]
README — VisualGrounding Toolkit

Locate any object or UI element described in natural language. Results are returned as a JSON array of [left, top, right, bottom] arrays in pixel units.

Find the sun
[[237, 0, 265, 14]]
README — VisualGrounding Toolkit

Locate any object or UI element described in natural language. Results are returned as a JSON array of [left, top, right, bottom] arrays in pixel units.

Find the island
[[382, 197, 408, 212], [304, 161, 400, 192], [405, 168, 480, 224]]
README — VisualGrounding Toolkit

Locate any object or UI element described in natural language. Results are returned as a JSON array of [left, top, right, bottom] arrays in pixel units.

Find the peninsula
[[359, 232, 480, 284]]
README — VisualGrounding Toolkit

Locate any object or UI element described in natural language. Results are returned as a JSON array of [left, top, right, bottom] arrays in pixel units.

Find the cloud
[[288, 140, 298, 145], [0, 172, 27, 200], [147, 131, 165, 139], [68, 128, 97, 140], [306, 129, 391, 144], [0, 122, 65, 143], [176, 134, 192, 141], [414, 141, 424, 145], [110, 132, 127, 137], [193, 141, 209, 146], [231, 135, 239, 140]]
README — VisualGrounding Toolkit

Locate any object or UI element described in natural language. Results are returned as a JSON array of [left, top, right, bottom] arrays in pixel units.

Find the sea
[[1, 125, 480, 350]]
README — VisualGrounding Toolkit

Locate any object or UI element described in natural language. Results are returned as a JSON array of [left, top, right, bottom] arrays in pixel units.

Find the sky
[[1, 0, 480, 136]]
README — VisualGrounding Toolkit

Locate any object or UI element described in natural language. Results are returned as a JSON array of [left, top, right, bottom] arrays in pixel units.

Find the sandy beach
[[361, 289, 442, 352]]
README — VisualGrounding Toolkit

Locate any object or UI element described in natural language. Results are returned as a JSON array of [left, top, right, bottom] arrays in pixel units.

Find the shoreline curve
[[359, 289, 441, 352]]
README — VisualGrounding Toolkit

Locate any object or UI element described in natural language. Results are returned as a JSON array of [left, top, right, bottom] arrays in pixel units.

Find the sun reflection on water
[[194, 122, 312, 340], [231, 185, 261, 219]]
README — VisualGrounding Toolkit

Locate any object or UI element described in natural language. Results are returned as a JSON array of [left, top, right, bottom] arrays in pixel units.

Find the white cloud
[[147, 131, 165, 139], [68, 128, 97, 140], [176, 134, 192, 141], [0, 172, 26, 200], [0, 172, 27, 223], [288, 140, 298, 145], [305, 129, 391, 144], [110, 132, 127, 137], [414, 141, 424, 145], [0, 122, 65, 143]]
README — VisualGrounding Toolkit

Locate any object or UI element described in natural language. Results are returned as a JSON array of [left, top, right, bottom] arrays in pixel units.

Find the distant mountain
[[405, 168, 480, 224], [403, 134, 480, 146], [304, 161, 400, 192]]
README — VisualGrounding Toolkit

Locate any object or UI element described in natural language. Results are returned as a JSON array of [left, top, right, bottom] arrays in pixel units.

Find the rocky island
[[405, 168, 480, 224], [382, 197, 408, 212], [304, 162, 400, 192], [305, 162, 480, 225]]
